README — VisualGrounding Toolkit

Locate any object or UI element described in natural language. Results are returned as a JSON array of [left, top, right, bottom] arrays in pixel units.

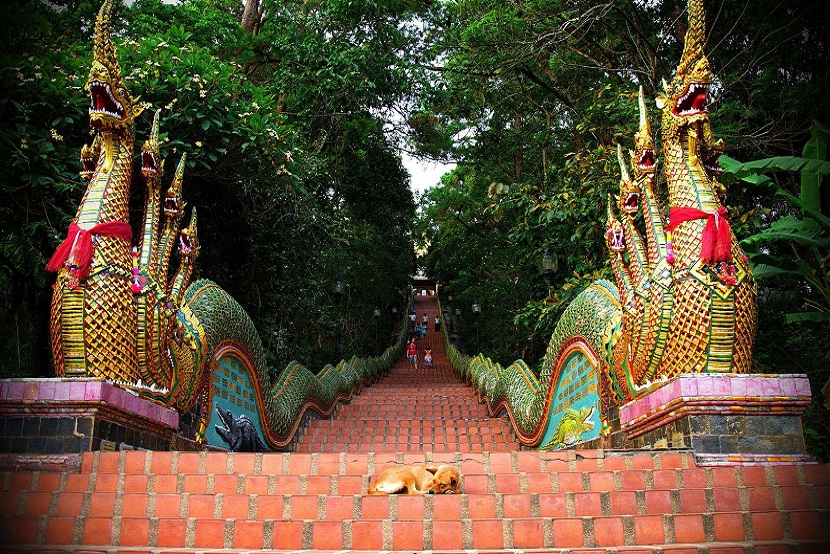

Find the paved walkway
[[294, 294, 518, 452]]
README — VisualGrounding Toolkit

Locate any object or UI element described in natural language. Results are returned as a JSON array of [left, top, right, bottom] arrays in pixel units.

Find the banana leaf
[[784, 312, 830, 324], [740, 215, 830, 248]]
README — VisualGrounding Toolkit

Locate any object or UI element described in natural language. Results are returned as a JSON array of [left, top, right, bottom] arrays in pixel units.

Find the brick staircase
[[293, 294, 517, 453], [1, 295, 829, 552], [1, 449, 829, 551]]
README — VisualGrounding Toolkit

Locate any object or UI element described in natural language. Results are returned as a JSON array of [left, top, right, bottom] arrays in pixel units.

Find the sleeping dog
[[367, 463, 461, 495]]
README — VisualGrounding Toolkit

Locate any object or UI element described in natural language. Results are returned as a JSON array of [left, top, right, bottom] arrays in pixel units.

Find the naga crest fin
[[92, 0, 119, 83], [637, 87, 652, 144], [678, 0, 706, 73], [616, 143, 630, 184]]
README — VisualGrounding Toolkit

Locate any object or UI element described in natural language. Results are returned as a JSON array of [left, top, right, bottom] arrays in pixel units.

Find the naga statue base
[[0, 378, 181, 453], [574, 374, 813, 465]]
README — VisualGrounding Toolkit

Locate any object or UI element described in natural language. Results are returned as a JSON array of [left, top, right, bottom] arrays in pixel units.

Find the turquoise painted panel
[[539, 349, 602, 449], [205, 353, 268, 449]]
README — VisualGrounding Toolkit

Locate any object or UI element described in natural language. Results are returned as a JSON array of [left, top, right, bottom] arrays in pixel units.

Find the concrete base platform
[[0, 378, 179, 453]]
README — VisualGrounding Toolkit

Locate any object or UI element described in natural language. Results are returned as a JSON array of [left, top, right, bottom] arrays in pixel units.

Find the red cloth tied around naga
[[45, 221, 133, 280], [667, 206, 733, 264]]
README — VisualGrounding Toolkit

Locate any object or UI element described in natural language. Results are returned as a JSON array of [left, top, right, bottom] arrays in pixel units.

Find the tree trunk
[[241, 0, 265, 35], [513, 115, 523, 178]]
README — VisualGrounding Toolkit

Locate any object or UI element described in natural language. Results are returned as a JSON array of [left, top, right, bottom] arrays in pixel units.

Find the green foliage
[[0, 0, 419, 377], [723, 122, 830, 460], [724, 122, 830, 322], [409, 0, 829, 375]]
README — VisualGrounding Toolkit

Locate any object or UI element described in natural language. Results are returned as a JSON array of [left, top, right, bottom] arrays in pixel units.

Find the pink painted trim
[[620, 374, 812, 439], [0, 378, 178, 429]]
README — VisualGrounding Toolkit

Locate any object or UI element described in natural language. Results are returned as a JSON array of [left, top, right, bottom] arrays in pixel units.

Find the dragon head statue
[[79, 134, 102, 182], [631, 87, 657, 181], [164, 154, 187, 218], [616, 143, 640, 215], [656, 0, 711, 128], [605, 196, 626, 253], [86, 0, 143, 133], [141, 111, 162, 180], [178, 208, 200, 262]]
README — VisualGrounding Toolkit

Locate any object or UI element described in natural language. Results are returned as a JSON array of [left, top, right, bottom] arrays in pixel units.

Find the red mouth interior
[[673, 83, 709, 116], [89, 82, 124, 119], [142, 152, 157, 172]]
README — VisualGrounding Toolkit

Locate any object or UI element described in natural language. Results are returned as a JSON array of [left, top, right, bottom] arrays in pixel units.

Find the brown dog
[[367, 464, 461, 495]]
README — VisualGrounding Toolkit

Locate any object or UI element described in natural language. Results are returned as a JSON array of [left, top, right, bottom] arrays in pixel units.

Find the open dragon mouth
[[80, 155, 97, 178], [88, 81, 125, 124], [673, 82, 709, 117], [606, 226, 625, 253], [215, 406, 235, 442], [623, 192, 640, 213], [142, 151, 158, 174], [637, 149, 656, 172], [164, 195, 180, 215], [111, 378, 169, 397], [703, 150, 723, 175], [179, 233, 193, 256], [216, 406, 232, 429]]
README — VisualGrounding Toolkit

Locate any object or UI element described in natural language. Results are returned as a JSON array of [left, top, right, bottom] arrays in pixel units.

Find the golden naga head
[[141, 111, 162, 180], [616, 143, 639, 215], [164, 154, 187, 218], [178, 208, 200, 262], [79, 134, 102, 182], [631, 87, 656, 179], [605, 196, 625, 253], [86, 0, 143, 132], [656, 0, 712, 125]]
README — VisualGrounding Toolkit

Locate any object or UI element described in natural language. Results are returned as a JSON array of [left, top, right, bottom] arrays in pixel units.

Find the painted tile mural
[[540, 350, 602, 449], [205, 354, 268, 448]]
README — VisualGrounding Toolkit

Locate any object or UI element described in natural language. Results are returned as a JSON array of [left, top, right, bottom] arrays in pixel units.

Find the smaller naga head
[[162, 304, 208, 411], [656, 1, 712, 126], [605, 197, 626, 253], [702, 141, 724, 177], [179, 208, 200, 261], [616, 143, 640, 215], [631, 86, 656, 179], [164, 154, 187, 217], [141, 111, 162, 180], [86, 0, 143, 132], [79, 134, 102, 182]]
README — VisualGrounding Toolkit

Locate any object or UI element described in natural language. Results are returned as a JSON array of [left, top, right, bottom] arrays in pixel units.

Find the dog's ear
[[450, 477, 457, 487], [424, 465, 439, 475]]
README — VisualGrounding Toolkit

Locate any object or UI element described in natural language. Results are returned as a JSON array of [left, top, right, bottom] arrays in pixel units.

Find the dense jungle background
[[1, 0, 828, 457]]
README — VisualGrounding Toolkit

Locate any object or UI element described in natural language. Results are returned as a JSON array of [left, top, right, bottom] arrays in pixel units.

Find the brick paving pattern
[[294, 294, 518, 453]]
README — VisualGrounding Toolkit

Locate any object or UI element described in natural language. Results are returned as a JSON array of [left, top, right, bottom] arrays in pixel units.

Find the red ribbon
[[46, 221, 133, 280], [667, 206, 732, 264]]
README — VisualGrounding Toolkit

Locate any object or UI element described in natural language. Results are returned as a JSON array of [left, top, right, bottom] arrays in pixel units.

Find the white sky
[[402, 154, 455, 194]]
